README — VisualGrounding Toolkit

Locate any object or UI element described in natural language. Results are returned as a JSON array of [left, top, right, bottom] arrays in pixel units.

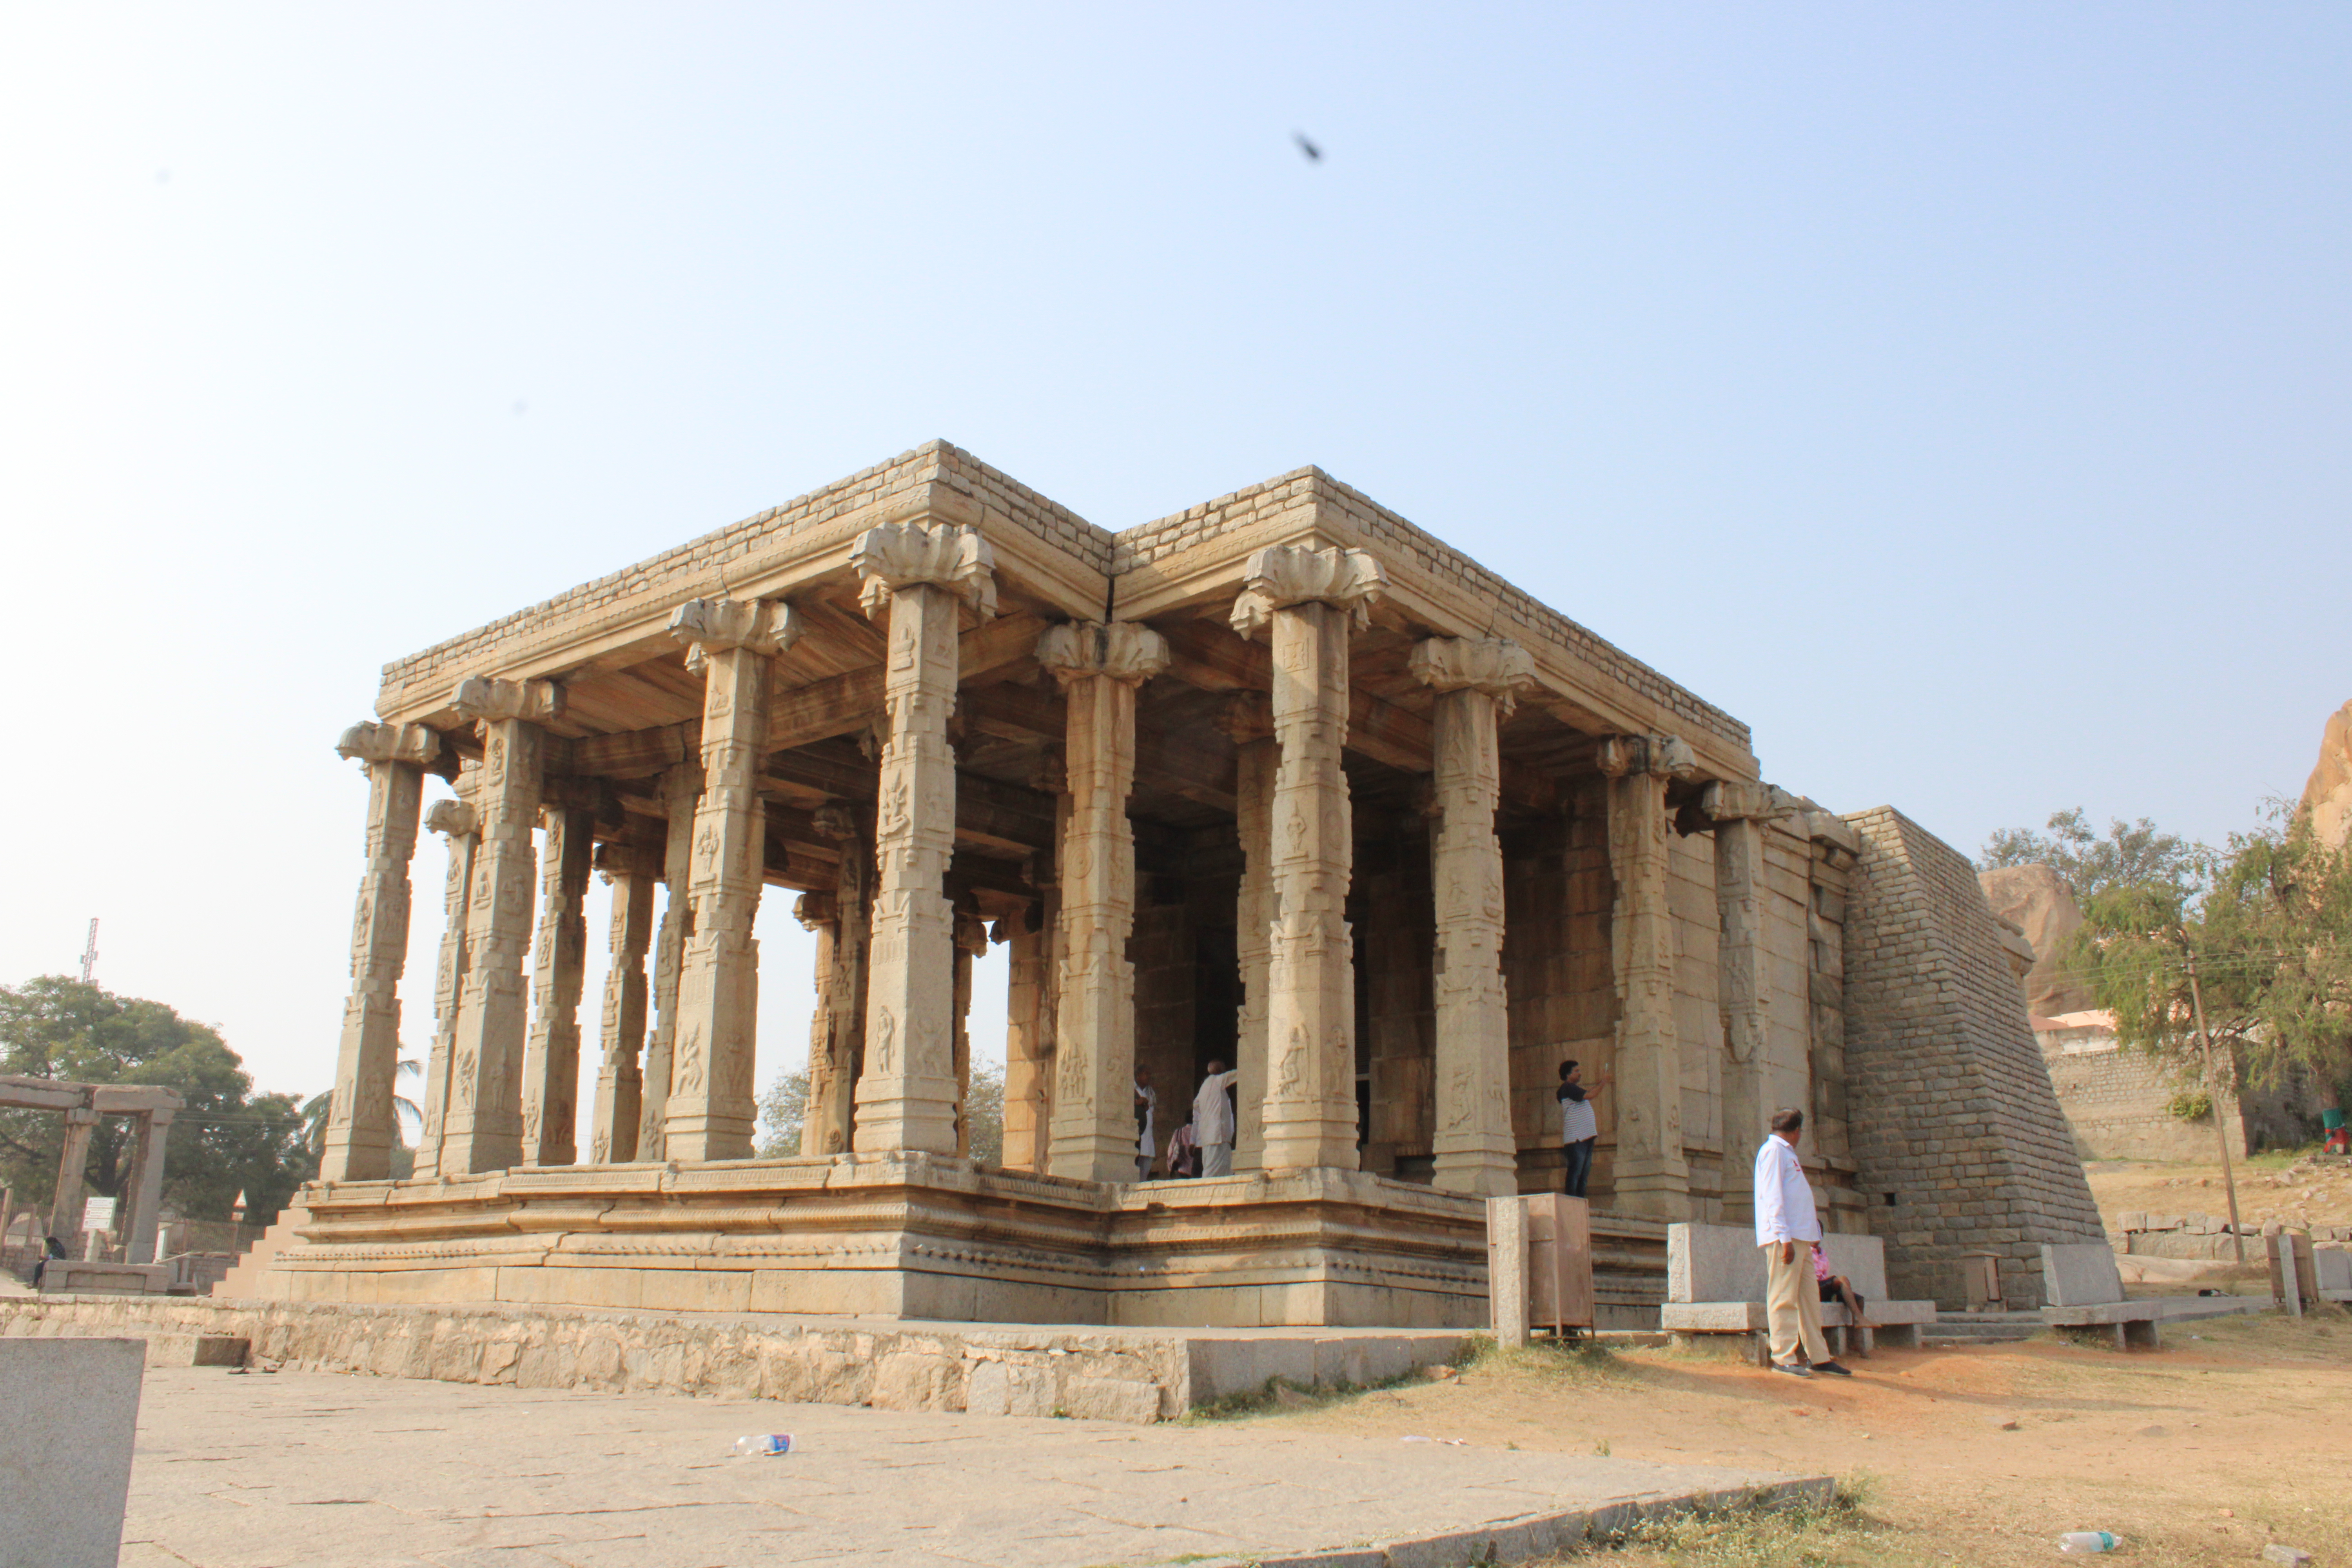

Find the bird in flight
[[1294, 132, 1323, 162]]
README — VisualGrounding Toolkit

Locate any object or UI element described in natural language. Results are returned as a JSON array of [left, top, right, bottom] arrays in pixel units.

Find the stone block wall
[[1839, 807, 2107, 1308], [2043, 1036, 2250, 1163]]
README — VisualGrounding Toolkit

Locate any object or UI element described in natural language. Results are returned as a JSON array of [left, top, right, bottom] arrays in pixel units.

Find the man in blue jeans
[[1556, 1060, 1597, 1198]]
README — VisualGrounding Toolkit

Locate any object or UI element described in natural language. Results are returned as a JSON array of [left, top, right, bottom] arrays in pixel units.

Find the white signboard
[[81, 1195, 118, 1234]]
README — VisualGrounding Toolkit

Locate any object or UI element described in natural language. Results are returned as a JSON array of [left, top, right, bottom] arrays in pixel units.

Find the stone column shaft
[[50, 1107, 96, 1245], [1221, 698, 1277, 1173], [1601, 733, 1695, 1219], [1259, 600, 1362, 1171], [416, 788, 479, 1179], [952, 911, 989, 1158], [521, 796, 595, 1165], [1042, 622, 1168, 1182], [666, 598, 797, 1162], [850, 521, 994, 1157], [589, 843, 658, 1163], [801, 807, 870, 1156], [320, 721, 437, 1182], [637, 763, 701, 1163], [442, 677, 562, 1174], [1414, 638, 1533, 1198], [121, 1109, 174, 1264], [998, 908, 1048, 1172]]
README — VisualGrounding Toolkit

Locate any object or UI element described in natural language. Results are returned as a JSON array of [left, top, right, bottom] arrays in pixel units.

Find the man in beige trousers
[[1753, 1107, 1850, 1378]]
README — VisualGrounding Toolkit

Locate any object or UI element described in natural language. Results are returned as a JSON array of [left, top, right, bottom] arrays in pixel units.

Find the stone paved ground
[[118, 1367, 1798, 1567]]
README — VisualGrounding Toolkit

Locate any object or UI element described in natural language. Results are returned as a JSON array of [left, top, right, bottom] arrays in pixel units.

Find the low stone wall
[[0, 1294, 1470, 1425], [2115, 1210, 2351, 1261]]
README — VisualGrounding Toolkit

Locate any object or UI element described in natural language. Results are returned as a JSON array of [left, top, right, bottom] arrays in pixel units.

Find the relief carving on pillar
[[851, 521, 997, 619], [1035, 622, 1171, 686], [1228, 544, 1388, 639], [1406, 637, 1536, 715], [451, 676, 564, 726], [335, 721, 441, 766]]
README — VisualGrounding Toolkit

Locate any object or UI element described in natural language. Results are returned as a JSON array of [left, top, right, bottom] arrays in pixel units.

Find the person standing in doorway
[[1754, 1107, 1849, 1378], [1192, 1059, 1239, 1176], [1556, 1060, 1597, 1199], [1134, 1075, 1159, 1180]]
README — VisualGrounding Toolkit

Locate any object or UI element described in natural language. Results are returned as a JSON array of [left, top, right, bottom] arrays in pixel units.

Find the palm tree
[[301, 1056, 424, 1159]]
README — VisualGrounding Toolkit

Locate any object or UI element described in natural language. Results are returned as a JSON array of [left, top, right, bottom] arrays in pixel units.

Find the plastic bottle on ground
[[2058, 1531, 2119, 1554], [733, 1434, 793, 1456]]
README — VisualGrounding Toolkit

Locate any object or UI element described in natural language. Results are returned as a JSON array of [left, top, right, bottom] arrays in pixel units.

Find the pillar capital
[[794, 891, 837, 930], [811, 803, 860, 842], [1596, 732, 1697, 782], [954, 909, 993, 955], [336, 721, 441, 767], [851, 521, 996, 620], [424, 798, 478, 838], [666, 597, 802, 662], [1700, 780, 1802, 822], [1408, 637, 1535, 716], [1229, 544, 1388, 638], [452, 676, 564, 726], [1035, 622, 1170, 686], [592, 839, 660, 879]]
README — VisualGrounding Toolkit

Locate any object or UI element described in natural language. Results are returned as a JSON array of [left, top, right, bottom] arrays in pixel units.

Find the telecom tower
[[80, 918, 99, 985]]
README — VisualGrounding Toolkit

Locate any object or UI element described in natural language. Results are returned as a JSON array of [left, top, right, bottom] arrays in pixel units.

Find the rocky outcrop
[[2300, 700, 2352, 850], [1978, 864, 2092, 1016]]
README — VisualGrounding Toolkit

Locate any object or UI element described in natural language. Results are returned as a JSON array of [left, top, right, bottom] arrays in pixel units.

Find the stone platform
[[120, 1366, 1830, 1568], [1, 1292, 1480, 1423]]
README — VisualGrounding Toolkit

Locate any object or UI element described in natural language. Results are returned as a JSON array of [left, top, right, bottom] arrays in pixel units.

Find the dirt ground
[[1225, 1309, 2352, 1566], [2084, 1152, 2352, 1236]]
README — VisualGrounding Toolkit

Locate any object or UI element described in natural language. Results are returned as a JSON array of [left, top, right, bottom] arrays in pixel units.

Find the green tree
[[0, 976, 316, 1225], [2065, 808, 2352, 1112], [755, 1058, 1004, 1166], [1980, 807, 2203, 904]]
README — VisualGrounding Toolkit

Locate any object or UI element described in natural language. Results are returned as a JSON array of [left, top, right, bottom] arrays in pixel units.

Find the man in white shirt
[[1753, 1107, 1848, 1378], [1192, 1059, 1240, 1177]]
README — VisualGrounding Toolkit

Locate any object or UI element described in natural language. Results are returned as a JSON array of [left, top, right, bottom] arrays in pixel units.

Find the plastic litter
[[1399, 1436, 1465, 1446], [2058, 1532, 2119, 1554], [733, 1434, 793, 1457]]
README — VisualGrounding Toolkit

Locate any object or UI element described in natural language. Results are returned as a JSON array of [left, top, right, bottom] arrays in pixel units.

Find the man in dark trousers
[[1556, 1060, 1597, 1198]]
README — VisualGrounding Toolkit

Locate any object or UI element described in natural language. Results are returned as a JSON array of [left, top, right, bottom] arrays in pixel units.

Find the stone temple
[[254, 442, 2104, 1325]]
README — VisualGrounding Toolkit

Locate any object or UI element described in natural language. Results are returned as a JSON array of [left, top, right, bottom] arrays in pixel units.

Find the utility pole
[[79, 918, 100, 986], [2183, 944, 2245, 1266]]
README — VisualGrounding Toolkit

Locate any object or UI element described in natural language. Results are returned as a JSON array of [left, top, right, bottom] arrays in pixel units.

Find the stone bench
[[2041, 1243, 2161, 1348], [1661, 1224, 1935, 1365]]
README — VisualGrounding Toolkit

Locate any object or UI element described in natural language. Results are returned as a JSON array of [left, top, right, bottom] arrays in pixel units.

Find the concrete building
[[249, 442, 2102, 1321]]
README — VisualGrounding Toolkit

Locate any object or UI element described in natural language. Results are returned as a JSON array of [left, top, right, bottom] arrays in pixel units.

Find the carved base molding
[[244, 1163, 1499, 1329]]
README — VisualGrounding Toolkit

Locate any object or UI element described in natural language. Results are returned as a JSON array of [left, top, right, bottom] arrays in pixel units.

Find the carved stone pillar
[[442, 677, 561, 1175], [1039, 621, 1170, 1182], [1218, 693, 1276, 1172], [1599, 732, 1696, 1219], [521, 784, 595, 1166], [1230, 545, 1388, 1172], [851, 523, 995, 1156], [663, 597, 800, 1163], [1411, 637, 1535, 1197], [320, 720, 438, 1182], [1702, 779, 1797, 1218], [49, 1106, 96, 1245], [416, 777, 479, 1179], [952, 909, 991, 1158], [636, 762, 701, 1163], [998, 905, 1048, 1171], [799, 806, 869, 1156], [121, 1109, 174, 1264], [588, 840, 658, 1163]]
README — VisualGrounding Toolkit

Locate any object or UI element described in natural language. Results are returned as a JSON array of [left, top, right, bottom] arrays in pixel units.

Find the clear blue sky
[[4, 5, 2345, 1112]]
